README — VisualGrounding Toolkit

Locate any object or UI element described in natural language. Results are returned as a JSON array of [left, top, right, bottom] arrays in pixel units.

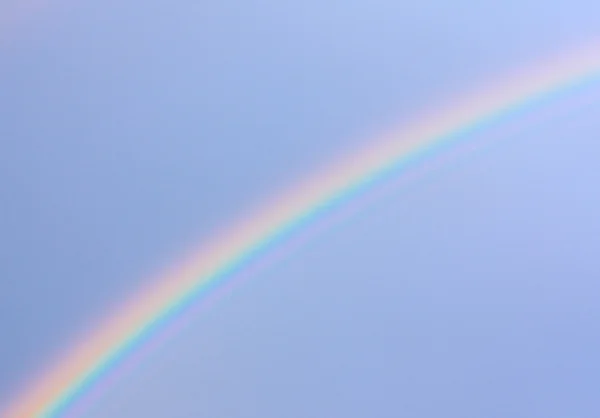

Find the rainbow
[[5, 43, 600, 417]]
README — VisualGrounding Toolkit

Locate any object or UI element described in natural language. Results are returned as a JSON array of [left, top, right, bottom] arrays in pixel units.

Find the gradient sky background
[[2, 1, 600, 417]]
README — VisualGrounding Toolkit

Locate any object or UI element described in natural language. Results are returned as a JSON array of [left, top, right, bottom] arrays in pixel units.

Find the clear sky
[[1, 1, 600, 417]]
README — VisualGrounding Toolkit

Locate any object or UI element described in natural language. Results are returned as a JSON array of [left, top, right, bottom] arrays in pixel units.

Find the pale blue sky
[[1, 1, 600, 417]]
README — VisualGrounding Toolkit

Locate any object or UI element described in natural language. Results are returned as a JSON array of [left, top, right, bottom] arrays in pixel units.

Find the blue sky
[[1, 1, 600, 417]]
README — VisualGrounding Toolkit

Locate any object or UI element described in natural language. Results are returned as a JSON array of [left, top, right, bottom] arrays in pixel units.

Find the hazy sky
[[2, 1, 600, 417]]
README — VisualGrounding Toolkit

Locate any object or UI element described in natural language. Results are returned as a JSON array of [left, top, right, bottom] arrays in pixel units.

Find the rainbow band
[[5, 43, 600, 417]]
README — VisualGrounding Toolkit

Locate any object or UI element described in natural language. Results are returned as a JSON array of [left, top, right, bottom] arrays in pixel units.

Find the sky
[[1, 1, 600, 417]]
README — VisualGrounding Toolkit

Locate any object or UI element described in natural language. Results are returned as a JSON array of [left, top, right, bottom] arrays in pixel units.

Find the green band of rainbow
[[5, 43, 600, 417]]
